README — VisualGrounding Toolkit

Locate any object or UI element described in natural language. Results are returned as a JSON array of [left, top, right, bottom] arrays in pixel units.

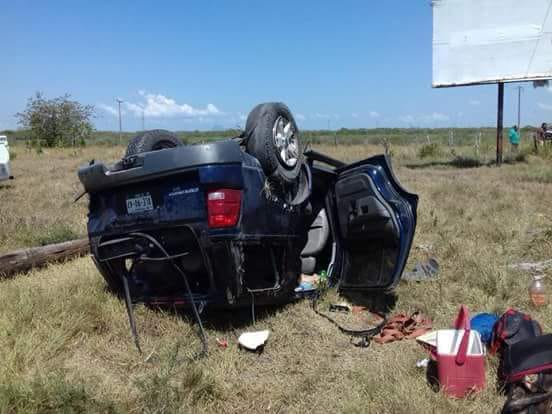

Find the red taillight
[[207, 188, 242, 228]]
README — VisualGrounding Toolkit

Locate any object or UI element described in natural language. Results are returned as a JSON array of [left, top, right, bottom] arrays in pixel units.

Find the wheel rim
[[272, 116, 298, 168]]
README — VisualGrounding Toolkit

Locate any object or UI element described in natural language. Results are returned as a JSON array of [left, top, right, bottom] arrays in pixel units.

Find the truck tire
[[245, 103, 303, 183], [125, 129, 183, 157]]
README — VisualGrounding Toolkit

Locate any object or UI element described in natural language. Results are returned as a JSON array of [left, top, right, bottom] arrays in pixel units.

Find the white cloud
[[400, 113, 448, 125], [538, 102, 552, 110], [98, 104, 120, 117], [128, 93, 220, 118], [295, 113, 306, 121], [313, 113, 340, 119], [469, 99, 481, 106], [369, 111, 380, 118], [238, 112, 247, 121], [351, 113, 359, 118], [430, 112, 449, 122], [102, 91, 222, 119]]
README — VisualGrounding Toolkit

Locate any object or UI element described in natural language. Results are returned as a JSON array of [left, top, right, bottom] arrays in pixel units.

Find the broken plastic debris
[[416, 358, 430, 368], [416, 330, 437, 348], [238, 330, 270, 351], [329, 303, 352, 313], [300, 274, 320, 286], [403, 257, 439, 282], [295, 281, 314, 292], [216, 337, 228, 349], [415, 244, 434, 252], [509, 259, 552, 273]]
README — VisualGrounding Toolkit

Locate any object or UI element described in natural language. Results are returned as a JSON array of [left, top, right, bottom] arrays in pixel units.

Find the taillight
[[207, 189, 242, 228]]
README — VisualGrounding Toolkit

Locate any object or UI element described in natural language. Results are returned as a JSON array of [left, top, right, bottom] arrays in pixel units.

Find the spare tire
[[125, 129, 183, 157], [245, 103, 303, 183]]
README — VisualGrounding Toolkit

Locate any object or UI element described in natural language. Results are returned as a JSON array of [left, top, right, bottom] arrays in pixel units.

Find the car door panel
[[334, 155, 417, 291]]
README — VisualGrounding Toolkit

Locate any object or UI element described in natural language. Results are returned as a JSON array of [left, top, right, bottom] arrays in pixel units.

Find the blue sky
[[3, 0, 552, 131]]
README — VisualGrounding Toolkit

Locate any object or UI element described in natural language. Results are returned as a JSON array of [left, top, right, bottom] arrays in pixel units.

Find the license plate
[[126, 193, 154, 214]]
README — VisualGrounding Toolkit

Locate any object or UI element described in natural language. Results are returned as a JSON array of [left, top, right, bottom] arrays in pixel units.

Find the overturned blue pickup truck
[[78, 103, 418, 313]]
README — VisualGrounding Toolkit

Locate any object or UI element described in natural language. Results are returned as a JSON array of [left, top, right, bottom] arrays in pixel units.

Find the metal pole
[[141, 108, 145, 131], [116, 98, 123, 144], [496, 82, 504, 166], [517, 86, 522, 131]]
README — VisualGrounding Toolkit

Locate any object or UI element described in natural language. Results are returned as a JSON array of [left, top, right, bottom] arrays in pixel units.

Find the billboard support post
[[517, 86, 523, 131], [496, 82, 504, 166]]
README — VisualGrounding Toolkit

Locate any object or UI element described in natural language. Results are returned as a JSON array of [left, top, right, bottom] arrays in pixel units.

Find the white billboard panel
[[433, 0, 552, 87]]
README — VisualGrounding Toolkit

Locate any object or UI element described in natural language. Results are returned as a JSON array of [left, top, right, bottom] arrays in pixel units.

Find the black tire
[[245, 103, 303, 183], [125, 129, 183, 157]]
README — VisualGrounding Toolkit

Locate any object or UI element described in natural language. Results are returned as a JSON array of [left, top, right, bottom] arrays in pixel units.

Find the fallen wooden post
[[0, 238, 89, 278]]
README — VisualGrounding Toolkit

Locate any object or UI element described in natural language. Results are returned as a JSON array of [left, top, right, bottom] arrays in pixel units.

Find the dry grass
[[0, 146, 122, 253], [1, 142, 552, 413]]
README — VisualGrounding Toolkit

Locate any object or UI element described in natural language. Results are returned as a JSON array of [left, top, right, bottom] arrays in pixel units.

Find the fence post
[[448, 129, 454, 147]]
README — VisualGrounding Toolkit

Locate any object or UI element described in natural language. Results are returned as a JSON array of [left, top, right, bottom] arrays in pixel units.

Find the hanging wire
[[129, 232, 208, 359]]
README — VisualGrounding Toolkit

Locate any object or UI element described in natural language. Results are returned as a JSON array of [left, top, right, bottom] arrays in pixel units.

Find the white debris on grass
[[238, 330, 270, 351], [509, 259, 552, 273]]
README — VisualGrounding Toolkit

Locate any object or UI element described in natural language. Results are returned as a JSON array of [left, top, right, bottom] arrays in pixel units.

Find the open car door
[[332, 155, 417, 291]]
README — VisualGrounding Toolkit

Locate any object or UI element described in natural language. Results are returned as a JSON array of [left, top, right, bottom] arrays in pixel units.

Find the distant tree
[[16, 92, 95, 147]]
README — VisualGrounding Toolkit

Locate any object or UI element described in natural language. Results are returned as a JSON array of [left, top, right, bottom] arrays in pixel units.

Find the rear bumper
[[90, 224, 301, 307]]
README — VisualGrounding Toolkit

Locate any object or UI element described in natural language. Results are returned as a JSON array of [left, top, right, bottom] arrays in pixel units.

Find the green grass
[[0, 373, 118, 414], [1, 141, 552, 412], [25, 223, 79, 247]]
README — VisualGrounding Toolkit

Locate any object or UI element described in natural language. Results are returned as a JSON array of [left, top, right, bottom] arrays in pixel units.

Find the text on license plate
[[126, 193, 154, 214]]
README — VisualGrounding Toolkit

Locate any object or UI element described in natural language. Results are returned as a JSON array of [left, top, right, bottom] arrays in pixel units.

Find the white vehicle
[[0, 135, 12, 182]]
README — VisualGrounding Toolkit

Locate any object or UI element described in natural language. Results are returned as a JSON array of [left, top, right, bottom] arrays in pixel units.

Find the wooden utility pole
[[0, 238, 89, 278]]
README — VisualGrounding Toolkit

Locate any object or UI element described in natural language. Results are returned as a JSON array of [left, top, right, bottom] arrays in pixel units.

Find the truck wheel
[[125, 129, 183, 157], [245, 103, 303, 183]]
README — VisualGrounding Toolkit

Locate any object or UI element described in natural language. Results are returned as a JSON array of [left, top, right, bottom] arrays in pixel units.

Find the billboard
[[432, 0, 552, 87]]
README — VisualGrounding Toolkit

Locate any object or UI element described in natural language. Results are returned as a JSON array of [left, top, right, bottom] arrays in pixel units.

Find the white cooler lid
[[436, 329, 484, 356]]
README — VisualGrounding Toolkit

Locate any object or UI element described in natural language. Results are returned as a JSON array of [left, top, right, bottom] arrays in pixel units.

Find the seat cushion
[[301, 209, 329, 257], [301, 257, 316, 275]]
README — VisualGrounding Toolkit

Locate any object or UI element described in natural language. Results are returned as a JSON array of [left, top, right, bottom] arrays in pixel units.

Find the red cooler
[[436, 305, 485, 398]]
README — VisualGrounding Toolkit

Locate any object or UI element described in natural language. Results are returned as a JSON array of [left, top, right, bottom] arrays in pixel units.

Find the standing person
[[536, 122, 547, 152], [538, 123, 547, 145], [534, 123, 546, 152], [508, 125, 520, 154]]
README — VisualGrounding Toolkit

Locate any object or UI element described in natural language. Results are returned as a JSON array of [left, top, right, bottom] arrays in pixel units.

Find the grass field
[[1, 137, 552, 413]]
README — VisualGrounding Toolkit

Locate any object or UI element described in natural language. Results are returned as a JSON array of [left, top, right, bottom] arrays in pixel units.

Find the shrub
[[16, 92, 95, 148], [418, 143, 442, 159], [450, 155, 483, 168]]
